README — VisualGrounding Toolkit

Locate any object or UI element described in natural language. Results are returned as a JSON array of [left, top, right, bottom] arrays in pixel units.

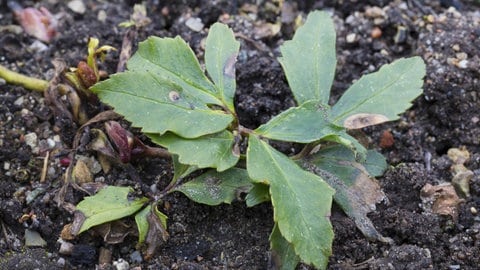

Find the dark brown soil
[[1, 1, 479, 269]]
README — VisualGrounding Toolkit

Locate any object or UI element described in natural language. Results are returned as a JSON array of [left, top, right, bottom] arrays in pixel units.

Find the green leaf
[[254, 101, 343, 143], [322, 132, 367, 162], [135, 205, 150, 245], [76, 186, 148, 234], [245, 183, 270, 207], [302, 145, 392, 243], [135, 204, 169, 256], [172, 155, 197, 181], [247, 136, 334, 268], [148, 130, 239, 172], [331, 57, 425, 128], [174, 168, 252, 205], [90, 34, 239, 138], [270, 223, 300, 270], [278, 11, 336, 105], [205, 23, 240, 111], [127, 36, 222, 105], [91, 72, 233, 138], [364, 150, 388, 177], [153, 204, 168, 230], [135, 204, 169, 246]]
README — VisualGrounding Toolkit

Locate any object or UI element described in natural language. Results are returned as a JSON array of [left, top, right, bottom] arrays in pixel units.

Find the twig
[[0, 64, 49, 92], [40, 151, 50, 183], [0, 220, 11, 249]]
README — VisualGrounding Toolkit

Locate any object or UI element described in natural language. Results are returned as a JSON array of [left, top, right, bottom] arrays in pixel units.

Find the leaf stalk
[[0, 64, 49, 92]]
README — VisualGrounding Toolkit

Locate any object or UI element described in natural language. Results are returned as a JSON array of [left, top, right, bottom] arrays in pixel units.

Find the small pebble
[[57, 257, 66, 267], [346, 33, 356, 43], [394, 25, 407, 44], [3, 162, 10, 170], [371, 27, 382, 39], [471, 207, 478, 215], [29, 40, 48, 52], [99, 247, 112, 265], [53, 135, 61, 142], [185, 17, 204, 32], [24, 229, 47, 247], [98, 10, 107, 23], [457, 59, 468, 69], [24, 132, 38, 149], [130, 250, 143, 263], [47, 138, 56, 148], [365, 6, 384, 18], [14, 96, 24, 106], [113, 258, 130, 270], [21, 108, 31, 117], [379, 130, 394, 148], [58, 240, 74, 255], [68, 0, 86, 14]]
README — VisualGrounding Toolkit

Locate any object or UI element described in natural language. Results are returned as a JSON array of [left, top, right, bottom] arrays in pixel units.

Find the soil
[[1, 0, 479, 269]]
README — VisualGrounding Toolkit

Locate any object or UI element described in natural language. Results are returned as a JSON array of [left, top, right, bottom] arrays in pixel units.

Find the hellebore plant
[[74, 11, 425, 269]]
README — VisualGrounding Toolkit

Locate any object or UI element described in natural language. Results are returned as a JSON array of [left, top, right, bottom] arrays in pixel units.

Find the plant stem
[[238, 125, 254, 136], [291, 143, 317, 160], [0, 64, 49, 92], [142, 145, 171, 159]]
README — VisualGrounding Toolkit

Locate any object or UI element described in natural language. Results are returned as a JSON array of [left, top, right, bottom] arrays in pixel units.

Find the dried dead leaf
[[305, 150, 392, 243], [88, 128, 118, 160], [253, 22, 281, 39], [72, 159, 93, 184], [97, 153, 112, 173], [60, 223, 76, 240], [143, 207, 169, 260], [72, 110, 122, 149], [80, 182, 107, 195], [70, 211, 86, 236], [93, 221, 135, 244], [420, 183, 464, 220]]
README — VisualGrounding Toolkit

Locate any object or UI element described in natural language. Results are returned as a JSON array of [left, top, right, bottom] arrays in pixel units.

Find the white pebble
[[113, 258, 130, 270], [29, 40, 48, 52], [4, 162, 10, 170], [457, 59, 468, 69], [58, 240, 74, 255], [53, 135, 61, 142], [68, 0, 86, 14], [47, 138, 56, 148], [346, 33, 356, 43], [185, 17, 204, 32], [98, 10, 107, 23], [24, 133, 38, 149], [14, 96, 24, 106], [57, 257, 66, 267], [21, 108, 31, 117]]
